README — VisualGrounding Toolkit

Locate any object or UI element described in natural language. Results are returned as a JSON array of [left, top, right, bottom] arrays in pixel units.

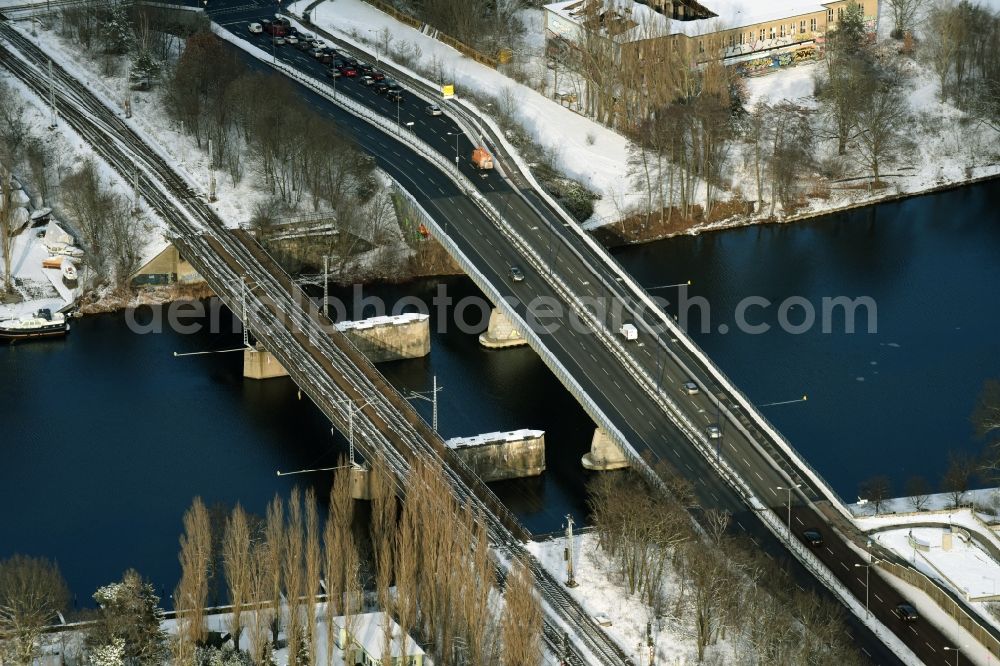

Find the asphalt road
[[184, 1, 972, 662]]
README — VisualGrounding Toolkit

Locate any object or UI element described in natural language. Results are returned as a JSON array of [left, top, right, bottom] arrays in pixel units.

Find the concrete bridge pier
[[479, 308, 527, 349], [447, 430, 545, 481], [582, 427, 630, 471], [243, 344, 289, 379]]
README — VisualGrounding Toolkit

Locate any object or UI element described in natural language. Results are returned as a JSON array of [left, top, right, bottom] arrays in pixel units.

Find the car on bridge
[[371, 70, 386, 81], [340, 65, 358, 77], [373, 80, 389, 94], [801, 529, 824, 546], [426, 104, 443, 116], [360, 75, 375, 86], [387, 90, 404, 102], [325, 68, 342, 79], [706, 424, 721, 439], [895, 603, 919, 622], [509, 266, 525, 282], [248, 22, 262, 34], [682, 381, 700, 395]]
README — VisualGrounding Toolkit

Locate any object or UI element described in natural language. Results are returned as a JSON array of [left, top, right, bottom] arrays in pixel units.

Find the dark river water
[[1, 180, 997, 602]]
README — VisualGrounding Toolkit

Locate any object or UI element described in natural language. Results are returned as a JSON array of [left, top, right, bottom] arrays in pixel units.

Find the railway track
[[0, 22, 631, 666]]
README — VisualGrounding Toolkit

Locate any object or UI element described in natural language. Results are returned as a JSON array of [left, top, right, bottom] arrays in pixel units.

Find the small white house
[[333, 612, 424, 666]]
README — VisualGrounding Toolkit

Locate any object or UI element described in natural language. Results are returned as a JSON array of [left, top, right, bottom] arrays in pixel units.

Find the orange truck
[[471, 146, 494, 170]]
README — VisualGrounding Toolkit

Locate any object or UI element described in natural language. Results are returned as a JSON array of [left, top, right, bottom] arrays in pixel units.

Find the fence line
[[358, 0, 498, 69], [880, 559, 1000, 659]]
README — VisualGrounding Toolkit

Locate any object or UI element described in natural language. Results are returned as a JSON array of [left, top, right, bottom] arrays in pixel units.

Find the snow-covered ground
[[873, 526, 1000, 601], [849, 487, 1000, 519], [12, 19, 270, 230], [290, 0, 637, 225], [296, 0, 1000, 233], [0, 64, 156, 320], [527, 533, 730, 665]]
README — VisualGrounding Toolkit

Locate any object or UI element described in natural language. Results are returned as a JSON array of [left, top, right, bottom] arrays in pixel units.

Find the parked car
[[509, 266, 525, 282], [248, 22, 263, 34], [425, 104, 442, 116], [360, 75, 374, 86], [386, 90, 403, 102], [801, 529, 823, 546], [370, 69, 386, 81], [681, 380, 699, 395], [895, 603, 919, 622]]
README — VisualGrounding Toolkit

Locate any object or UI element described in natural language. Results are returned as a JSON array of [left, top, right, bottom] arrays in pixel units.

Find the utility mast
[[47, 60, 56, 129], [564, 514, 577, 587], [208, 139, 217, 202]]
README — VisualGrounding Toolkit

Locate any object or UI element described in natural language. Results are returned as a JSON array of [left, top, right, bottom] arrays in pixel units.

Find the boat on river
[[0, 309, 70, 341]]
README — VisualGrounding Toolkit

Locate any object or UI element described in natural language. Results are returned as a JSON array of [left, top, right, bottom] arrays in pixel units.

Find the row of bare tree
[[174, 455, 541, 666], [588, 471, 867, 664]]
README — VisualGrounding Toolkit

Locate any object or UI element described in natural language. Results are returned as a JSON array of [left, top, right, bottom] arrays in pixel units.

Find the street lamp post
[[447, 131, 460, 165], [775, 484, 802, 533], [943, 646, 961, 666], [854, 563, 871, 618]]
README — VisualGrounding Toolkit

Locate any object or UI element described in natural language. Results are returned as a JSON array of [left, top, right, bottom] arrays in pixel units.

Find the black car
[[343, 56, 358, 67], [294, 40, 312, 52], [370, 69, 386, 81], [895, 603, 918, 622], [332, 58, 345, 69], [386, 90, 403, 102], [373, 81, 389, 94], [801, 529, 823, 546], [356, 62, 373, 75], [385, 79, 401, 92]]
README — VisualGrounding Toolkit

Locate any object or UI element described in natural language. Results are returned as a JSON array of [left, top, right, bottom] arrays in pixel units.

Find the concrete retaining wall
[[446, 429, 545, 482]]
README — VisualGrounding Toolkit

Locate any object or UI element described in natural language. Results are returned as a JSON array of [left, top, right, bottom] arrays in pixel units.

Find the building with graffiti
[[543, 0, 879, 77]]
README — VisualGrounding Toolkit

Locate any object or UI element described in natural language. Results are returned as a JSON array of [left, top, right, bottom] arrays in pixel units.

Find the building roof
[[545, 0, 831, 41], [335, 612, 425, 659]]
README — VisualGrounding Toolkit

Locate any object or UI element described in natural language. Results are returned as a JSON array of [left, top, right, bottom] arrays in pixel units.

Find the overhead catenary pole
[[208, 139, 217, 202], [132, 168, 141, 214], [564, 514, 577, 587], [432, 374, 438, 432], [47, 59, 56, 129], [322, 255, 329, 319]]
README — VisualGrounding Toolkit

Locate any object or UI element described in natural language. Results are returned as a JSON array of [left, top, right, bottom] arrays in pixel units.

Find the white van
[[248, 22, 263, 34]]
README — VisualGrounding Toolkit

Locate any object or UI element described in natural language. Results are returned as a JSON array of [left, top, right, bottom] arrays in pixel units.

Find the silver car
[[426, 104, 443, 116], [682, 381, 700, 395], [707, 424, 722, 439]]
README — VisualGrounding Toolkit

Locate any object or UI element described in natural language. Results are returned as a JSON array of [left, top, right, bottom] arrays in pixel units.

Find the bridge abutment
[[582, 427, 630, 471], [479, 308, 527, 349], [446, 430, 545, 482]]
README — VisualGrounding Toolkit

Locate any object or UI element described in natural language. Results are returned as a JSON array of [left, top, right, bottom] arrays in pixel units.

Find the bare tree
[[905, 475, 932, 511], [369, 455, 397, 661], [264, 495, 285, 647], [0, 165, 15, 295], [975, 379, 1000, 484], [303, 488, 322, 659], [942, 452, 977, 508], [283, 487, 304, 664], [887, 0, 926, 37], [0, 555, 69, 666], [853, 71, 909, 184], [247, 543, 274, 666], [499, 556, 542, 666], [223, 504, 252, 651], [175, 497, 212, 665], [859, 475, 892, 514]]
